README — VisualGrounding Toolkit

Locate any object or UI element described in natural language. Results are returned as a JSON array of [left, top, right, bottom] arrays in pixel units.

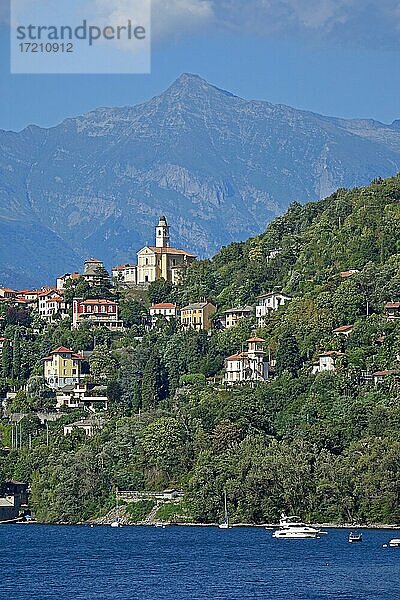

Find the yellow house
[[180, 301, 216, 331], [42, 346, 83, 389], [136, 216, 196, 284]]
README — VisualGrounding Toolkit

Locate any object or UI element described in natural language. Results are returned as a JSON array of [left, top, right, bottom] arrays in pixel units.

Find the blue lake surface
[[1, 525, 399, 599]]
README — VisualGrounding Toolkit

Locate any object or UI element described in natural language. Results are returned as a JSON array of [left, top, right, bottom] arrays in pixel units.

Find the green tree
[[89, 344, 119, 383], [141, 350, 168, 410], [12, 331, 22, 380], [275, 332, 302, 376], [2, 339, 12, 378]]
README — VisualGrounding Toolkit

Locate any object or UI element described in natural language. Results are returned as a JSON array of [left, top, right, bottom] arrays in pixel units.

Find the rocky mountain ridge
[[1, 73, 400, 287]]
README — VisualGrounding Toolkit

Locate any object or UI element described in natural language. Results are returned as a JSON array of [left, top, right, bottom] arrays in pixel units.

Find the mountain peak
[[165, 72, 239, 100]]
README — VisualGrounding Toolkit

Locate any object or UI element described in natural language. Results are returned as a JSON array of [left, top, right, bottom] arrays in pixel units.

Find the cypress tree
[[2, 339, 12, 378], [141, 350, 168, 411], [12, 331, 21, 379], [275, 332, 302, 377]]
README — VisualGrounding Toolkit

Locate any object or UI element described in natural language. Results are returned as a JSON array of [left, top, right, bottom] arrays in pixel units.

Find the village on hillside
[[1, 215, 399, 426], [0, 169, 400, 522]]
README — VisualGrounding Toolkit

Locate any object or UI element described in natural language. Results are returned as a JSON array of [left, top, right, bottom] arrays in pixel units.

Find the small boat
[[218, 490, 230, 529], [386, 538, 400, 547], [272, 513, 327, 539], [348, 531, 363, 543], [154, 523, 167, 529]]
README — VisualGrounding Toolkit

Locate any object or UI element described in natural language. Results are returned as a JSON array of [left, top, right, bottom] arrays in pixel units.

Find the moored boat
[[218, 490, 231, 529], [348, 531, 363, 543], [272, 513, 327, 539], [110, 488, 123, 528]]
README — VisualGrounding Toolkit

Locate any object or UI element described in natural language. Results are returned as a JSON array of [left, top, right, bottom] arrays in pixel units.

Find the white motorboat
[[272, 513, 326, 539], [110, 520, 123, 528], [348, 531, 363, 543], [387, 538, 400, 547]]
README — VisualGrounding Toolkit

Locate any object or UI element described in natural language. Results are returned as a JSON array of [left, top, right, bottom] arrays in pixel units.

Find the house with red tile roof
[[149, 302, 179, 326], [312, 351, 345, 375], [42, 346, 83, 389], [339, 269, 359, 278], [224, 337, 269, 385], [72, 298, 124, 330], [333, 324, 354, 336], [385, 301, 400, 321], [373, 369, 400, 385], [0, 288, 16, 299]]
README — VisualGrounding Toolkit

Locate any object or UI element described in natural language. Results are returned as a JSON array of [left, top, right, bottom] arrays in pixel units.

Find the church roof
[[143, 246, 196, 257]]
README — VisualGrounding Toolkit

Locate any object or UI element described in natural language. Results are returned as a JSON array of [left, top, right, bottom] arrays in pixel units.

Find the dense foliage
[[1, 175, 400, 525]]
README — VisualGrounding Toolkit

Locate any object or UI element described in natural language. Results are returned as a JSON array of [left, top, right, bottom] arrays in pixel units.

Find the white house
[[56, 272, 80, 290], [63, 419, 103, 437], [224, 337, 269, 385], [149, 303, 178, 326], [373, 370, 400, 385], [385, 302, 400, 321], [256, 292, 292, 326], [312, 351, 345, 375], [56, 382, 108, 413], [333, 325, 354, 337], [220, 306, 254, 329], [112, 264, 137, 286]]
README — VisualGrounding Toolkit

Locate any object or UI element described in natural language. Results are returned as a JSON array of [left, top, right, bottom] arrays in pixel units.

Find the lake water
[[1, 525, 399, 599]]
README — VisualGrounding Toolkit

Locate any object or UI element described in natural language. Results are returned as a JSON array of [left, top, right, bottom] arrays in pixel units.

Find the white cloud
[[213, 0, 400, 48], [94, 0, 214, 41]]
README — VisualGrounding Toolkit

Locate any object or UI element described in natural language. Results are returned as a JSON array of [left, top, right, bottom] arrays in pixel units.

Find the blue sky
[[1, 0, 400, 131]]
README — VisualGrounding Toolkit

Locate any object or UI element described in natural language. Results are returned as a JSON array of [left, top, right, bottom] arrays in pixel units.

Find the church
[[136, 216, 196, 285]]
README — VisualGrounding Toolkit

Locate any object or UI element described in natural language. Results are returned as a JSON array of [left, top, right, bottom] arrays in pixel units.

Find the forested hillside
[[1, 175, 400, 525]]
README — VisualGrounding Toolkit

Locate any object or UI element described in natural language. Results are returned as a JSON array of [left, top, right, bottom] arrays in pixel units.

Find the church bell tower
[[155, 215, 170, 248]]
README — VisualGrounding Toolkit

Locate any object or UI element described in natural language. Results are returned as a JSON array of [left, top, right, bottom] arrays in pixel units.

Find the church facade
[[136, 216, 196, 285]]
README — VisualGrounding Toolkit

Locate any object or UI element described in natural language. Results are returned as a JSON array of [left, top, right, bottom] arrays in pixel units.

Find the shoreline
[[10, 520, 400, 530]]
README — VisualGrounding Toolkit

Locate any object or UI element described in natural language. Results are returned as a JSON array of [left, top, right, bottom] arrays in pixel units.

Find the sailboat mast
[[224, 490, 228, 524]]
